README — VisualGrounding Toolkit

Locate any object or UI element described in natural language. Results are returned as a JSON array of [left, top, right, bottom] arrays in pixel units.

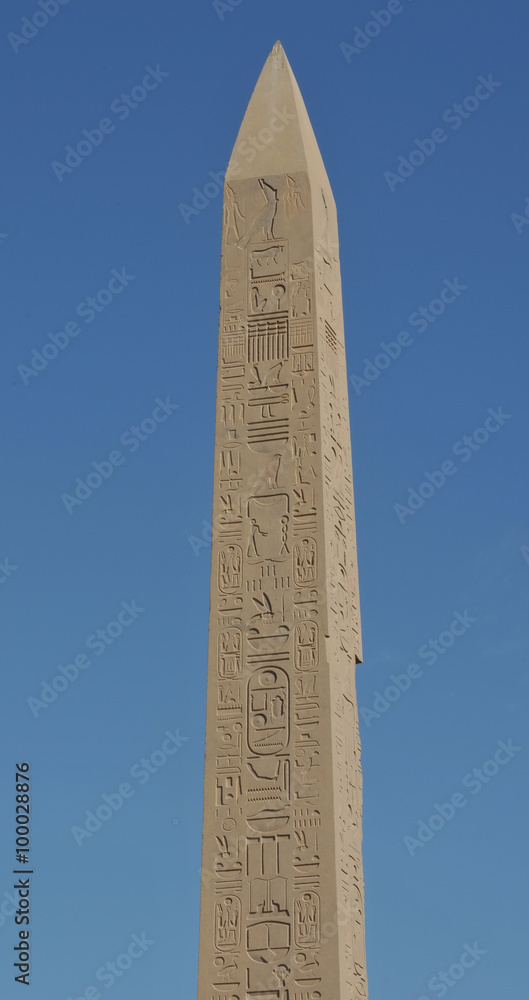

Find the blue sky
[[1, 0, 528, 997]]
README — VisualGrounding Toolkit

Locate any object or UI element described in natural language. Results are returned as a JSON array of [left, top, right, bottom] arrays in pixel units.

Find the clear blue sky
[[1, 0, 528, 997]]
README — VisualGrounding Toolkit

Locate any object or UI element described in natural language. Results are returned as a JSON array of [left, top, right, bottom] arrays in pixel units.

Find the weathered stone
[[197, 41, 368, 1000]]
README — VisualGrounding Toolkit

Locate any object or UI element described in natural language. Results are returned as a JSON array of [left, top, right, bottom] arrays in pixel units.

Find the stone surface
[[197, 41, 368, 1000]]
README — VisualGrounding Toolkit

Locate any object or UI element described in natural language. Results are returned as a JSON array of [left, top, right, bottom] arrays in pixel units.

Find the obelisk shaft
[[198, 42, 368, 1000]]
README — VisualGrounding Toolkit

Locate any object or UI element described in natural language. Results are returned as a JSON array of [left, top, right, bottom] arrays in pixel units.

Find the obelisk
[[197, 41, 368, 1000]]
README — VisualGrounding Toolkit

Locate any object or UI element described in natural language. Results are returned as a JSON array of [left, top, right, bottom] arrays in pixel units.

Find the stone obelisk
[[198, 41, 368, 1000]]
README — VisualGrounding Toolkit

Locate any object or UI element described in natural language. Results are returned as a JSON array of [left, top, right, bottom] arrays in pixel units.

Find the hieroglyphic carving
[[219, 447, 242, 490], [224, 185, 244, 246], [199, 45, 366, 1000], [248, 316, 289, 363], [294, 621, 318, 671], [294, 891, 320, 946], [251, 281, 288, 314], [237, 178, 278, 248], [250, 243, 287, 278], [219, 545, 243, 593], [248, 668, 290, 755], [293, 538, 317, 586], [215, 896, 241, 950], [247, 495, 289, 562], [217, 628, 242, 678], [284, 175, 305, 217]]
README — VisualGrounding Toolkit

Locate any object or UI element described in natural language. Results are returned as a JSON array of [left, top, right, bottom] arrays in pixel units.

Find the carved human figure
[[295, 621, 318, 670], [215, 896, 240, 948], [247, 518, 268, 558], [224, 185, 244, 245], [294, 538, 317, 585], [219, 546, 242, 591], [247, 497, 289, 562], [295, 892, 319, 945], [284, 174, 305, 216], [292, 281, 311, 317]]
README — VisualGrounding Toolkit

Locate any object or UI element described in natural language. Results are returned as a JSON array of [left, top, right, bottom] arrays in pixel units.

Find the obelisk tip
[[226, 38, 330, 189]]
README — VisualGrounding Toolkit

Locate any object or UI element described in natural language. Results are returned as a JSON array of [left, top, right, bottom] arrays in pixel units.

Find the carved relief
[[250, 243, 286, 279], [292, 435, 316, 488], [224, 185, 244, 245], [247, 592, 289, 653], [248, 316, 289, 363], [294, 892, 320, 946], [292, 352, 314, 374], [250, 876, 288, 914], [245, 765, 289, 825], [219, 447, 242, 489], [215, 895, 241, 949], [212, 952, 240, 985], [237, 179, 278, 247], [219, 545, 243, 593], [247, 495, 289, 562], [251, 281, 288, 314], [219, 491, 243, 526], [247, 920, 291, 963], [214, 831, 242, 880], [201, 66, 368, 998], [221, 332, 246, 364], [217, 628, 242, 678], [218, 682, 242, 713], [284, 175, 305, 216], [293, 745, 319, 801], [291, 320, 313, 348], [216, 773, 242, 808], [290, 262, 312, 319], [293, 826, 320, 873], [293, 538, 317, 586], [248, 668, 290, 754], [247, 377, 289, 447], [325, 321, 338, 354], [294, 622, 318, 670]]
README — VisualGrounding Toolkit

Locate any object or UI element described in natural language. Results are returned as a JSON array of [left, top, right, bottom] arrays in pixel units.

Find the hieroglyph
[[197, 42, 367, 1000]]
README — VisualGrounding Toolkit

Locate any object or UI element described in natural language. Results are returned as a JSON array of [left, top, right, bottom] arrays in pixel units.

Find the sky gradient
[[1, 1, 528, 998]]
